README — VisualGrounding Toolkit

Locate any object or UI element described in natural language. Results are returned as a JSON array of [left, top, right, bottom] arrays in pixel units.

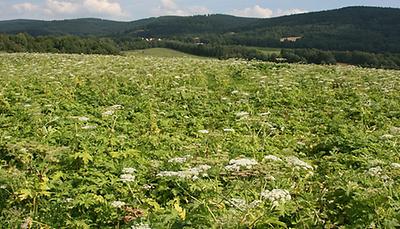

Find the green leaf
[[73, 152, 93, 165]]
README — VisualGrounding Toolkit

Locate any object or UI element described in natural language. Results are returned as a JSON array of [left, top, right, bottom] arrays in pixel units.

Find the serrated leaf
[[174, 197, 186, 220], [17, 189, 33, 201], [143, 198, 162, 211], [73, 152, 93, 165]]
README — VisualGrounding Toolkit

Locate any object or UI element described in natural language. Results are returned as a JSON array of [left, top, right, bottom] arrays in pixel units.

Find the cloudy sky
[[1, 0, 399, 21]]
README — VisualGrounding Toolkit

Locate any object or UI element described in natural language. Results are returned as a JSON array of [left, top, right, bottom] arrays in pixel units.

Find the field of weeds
[[0, 53, 399, 228]]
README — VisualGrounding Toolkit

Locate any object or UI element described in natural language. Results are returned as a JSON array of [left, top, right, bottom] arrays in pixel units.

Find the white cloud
[[161, 0, 178, 10], [10, 0, 127, 19], [231, 5, 308, 18], [12, 3, 40, 12], [83, 0, 125, 16], [231, 5, 273, 18], [276, 8, 308, 17], [46, 0, 80, 14], [153, 0, 209, 16]]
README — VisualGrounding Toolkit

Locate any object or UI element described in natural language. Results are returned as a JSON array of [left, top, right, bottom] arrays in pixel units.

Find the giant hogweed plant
[[0, 53, 399, 228]]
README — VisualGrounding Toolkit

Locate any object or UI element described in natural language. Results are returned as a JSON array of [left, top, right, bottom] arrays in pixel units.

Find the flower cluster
[[122, 167, 136, 174], [77, 116, 90, 122], [381, 134, 394, 140], [120, 167, 136, 182], [131, 223, 151, 229], [111, 200, 126, 208], [264, 155, 282, 162], [168, 155, 192, 163], [367, 166, 383, 177], [102, 104, 123, 117], [261, 189, 291, 206], [225, 158, 258, 171], [286, 156, 313, 170], [81, 125, 97, 130], [236, 111, 249, 118], [198, 129, 209, 134], [391, 163, 400, 169], [157, 165, 211, 180]]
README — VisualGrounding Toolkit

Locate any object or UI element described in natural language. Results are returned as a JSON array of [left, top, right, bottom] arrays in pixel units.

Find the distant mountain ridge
[[0, 14, 257, 36], [0, 6, 399, 53]]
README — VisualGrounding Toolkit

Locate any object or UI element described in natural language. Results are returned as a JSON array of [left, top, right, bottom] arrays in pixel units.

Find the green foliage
[[1, 6, 400, 54], [0, 53, 399, 228], [0, 33, 120, 55]]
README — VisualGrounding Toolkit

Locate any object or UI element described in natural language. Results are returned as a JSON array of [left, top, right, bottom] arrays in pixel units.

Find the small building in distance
[[280, 36, 303, 42]]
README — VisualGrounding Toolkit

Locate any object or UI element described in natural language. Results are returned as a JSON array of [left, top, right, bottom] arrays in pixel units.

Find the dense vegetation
[[0, 33, 119, 55], [0, 53, 399, 228]]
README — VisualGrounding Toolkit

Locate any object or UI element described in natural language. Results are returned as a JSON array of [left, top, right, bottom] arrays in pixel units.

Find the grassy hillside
[[124, 48, 208, 58], [0, 53, 399, 228]]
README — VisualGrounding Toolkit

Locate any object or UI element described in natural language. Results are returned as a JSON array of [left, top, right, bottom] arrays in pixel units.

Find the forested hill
[[0, 18, 152, 36], [227, 6, 400, 53], [0, 15, 257, 36], [0, 6, 399, 53]]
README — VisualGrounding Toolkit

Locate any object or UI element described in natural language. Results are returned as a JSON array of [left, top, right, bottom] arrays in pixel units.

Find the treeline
[[158, 40, 277, 61], [281, 49, 400, 69], [1, 33, 400, 70], [0, 33, 119, 54]]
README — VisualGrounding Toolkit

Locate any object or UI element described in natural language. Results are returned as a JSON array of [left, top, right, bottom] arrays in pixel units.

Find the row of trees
[[281, 49, 400, 69], [0, 33, 119, 54], [1, 33, 399, 70]]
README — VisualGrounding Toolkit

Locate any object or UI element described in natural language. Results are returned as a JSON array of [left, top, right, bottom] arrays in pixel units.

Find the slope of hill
[[1, 52, 400, 227], [124, 48, 209, 58], [227, 6, 400, 52]]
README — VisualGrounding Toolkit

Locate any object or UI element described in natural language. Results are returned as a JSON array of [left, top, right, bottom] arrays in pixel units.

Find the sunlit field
[[0, 53, 399, 228]]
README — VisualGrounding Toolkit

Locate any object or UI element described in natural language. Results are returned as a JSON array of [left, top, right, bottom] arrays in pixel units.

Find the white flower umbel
[[81, 125, 97, 130], [111, 201, 126, 208], [168, 155, 192, 163], [122, 167, 136, 174], [261, 189, 291, 206], [225, 158, 258, 171], [198, 130, 209, 134], [120, 174, 135, 183], [286, 156, 313, 170], [131, 223, 151, 229], [102, 105, 123, 117], [367, 167, 383, 177], [77, 116, 89, 122], [229, 198, 247, 209], [391, 163, 400, 169], [110, 104, 123, 110], [102, 110, 114, 116], [390, 127, 400, 135], [264, 155, 282, 162], [157, 165, 211, 180], [142, 184, 153, 190], [381, 134, 394, 140], [236, 111, 249, 118]]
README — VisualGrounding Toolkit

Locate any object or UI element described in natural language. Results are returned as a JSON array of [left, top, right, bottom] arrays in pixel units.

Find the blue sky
[[1, 0, 399, 21]]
